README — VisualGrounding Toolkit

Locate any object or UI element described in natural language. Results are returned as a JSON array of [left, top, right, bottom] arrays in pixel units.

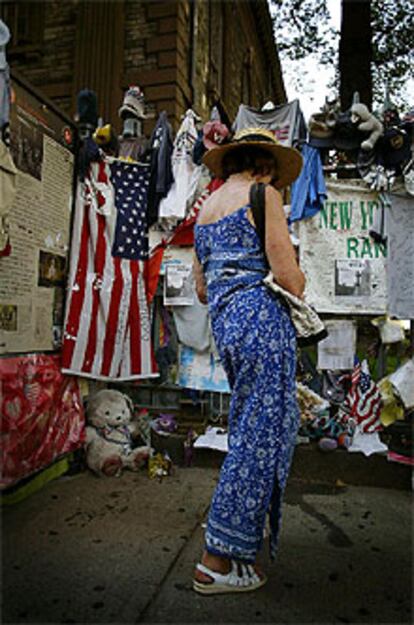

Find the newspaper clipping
[[164, 264, 195, 306], [0, 130, 73, 353]]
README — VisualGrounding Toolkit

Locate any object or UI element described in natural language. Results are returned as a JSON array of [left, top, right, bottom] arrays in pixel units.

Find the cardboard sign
[[299, 180, 387, 314]]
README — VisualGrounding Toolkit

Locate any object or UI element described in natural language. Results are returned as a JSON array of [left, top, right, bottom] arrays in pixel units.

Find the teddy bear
[[85, 389, 150, 477], [351, 102, 384, 151]]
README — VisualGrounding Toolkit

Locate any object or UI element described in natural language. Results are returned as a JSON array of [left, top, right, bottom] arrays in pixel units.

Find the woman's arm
[[193, 252, 208, 304], [264, 186, 306, 298]]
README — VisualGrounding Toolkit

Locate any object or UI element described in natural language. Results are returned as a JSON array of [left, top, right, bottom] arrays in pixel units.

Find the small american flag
[[62, 159, 158, 381], [342, 359, 382, 433]]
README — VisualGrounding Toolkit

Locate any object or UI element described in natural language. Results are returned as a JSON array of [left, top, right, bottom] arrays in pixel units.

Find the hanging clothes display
[[158, 109, 201, 221], [290, 143, 327, 222], [386, 191, 414, 319], [233, 100, 306, 147], [62, 158, 158, 381], [147, 111, 174, 226]]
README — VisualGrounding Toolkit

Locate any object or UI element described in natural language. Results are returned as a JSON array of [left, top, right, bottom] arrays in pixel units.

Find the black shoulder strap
[[249, 182, 266, 251]]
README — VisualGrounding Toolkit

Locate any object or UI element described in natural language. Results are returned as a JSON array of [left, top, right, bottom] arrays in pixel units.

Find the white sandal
[[193, 560, 267, 595]]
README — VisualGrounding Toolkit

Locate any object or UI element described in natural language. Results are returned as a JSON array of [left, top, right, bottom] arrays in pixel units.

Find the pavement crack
[[299, 499, 353, 548], [135, 503, 209, 623]]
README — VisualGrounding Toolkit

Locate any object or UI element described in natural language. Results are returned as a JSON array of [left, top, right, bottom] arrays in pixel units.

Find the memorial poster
[[299, 180, 387, 314], [0, 78, 74, 353]]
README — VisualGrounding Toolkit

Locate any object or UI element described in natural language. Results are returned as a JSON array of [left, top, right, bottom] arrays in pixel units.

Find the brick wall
[[6, 0, 285, 133], [190, 0, 210, 121], [178, 0, 286, 125], [8, 2, 76, 115]]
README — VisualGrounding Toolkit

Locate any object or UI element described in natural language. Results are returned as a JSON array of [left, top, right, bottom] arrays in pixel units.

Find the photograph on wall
[[335, 259, 371, 297], [38, 251, 66, 288], [10, 108, 44, 180], [0, 305, 18, 332], [164, 264, 194, 306]]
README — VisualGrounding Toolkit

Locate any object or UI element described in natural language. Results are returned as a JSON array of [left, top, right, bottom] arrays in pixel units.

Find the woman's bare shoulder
[[197, 183, 247, 225], [197, 193, 222, 224]]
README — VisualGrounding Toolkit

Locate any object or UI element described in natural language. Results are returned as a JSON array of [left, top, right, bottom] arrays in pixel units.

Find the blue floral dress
[[195, 205, 300, 563]]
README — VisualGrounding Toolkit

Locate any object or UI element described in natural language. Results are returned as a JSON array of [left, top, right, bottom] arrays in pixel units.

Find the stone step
[[192, 443, 412, 490]]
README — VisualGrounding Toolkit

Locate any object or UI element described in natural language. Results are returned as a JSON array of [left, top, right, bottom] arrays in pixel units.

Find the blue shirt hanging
[[289, 143, 327, 222]]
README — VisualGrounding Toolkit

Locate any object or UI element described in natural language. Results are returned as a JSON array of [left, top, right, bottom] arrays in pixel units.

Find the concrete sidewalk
[[2, 467, 412, 624]]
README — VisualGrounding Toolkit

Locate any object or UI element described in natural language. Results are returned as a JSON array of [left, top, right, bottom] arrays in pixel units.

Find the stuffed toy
[[85, 389, 150, 477], [351, 103, 384, 151], [308, 97, 340, 138]]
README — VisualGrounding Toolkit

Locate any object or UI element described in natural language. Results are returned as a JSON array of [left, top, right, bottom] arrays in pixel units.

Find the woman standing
[[193, 128, 304, 594]]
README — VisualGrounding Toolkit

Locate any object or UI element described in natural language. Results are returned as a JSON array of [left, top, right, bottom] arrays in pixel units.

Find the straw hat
[[202, 127, 303, 188]]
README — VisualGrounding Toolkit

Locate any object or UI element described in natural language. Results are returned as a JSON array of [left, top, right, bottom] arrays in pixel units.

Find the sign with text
[[0, 74, 75, 354], [299, 180, 387, 314]]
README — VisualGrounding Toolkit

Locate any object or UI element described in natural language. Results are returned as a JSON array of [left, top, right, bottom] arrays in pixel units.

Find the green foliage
[[272, 0, 337, 61], [371, 0, 414, 104], [271, 0, 413, 107]]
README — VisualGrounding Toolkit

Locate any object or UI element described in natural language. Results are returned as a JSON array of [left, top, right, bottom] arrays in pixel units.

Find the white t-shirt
[[158, 110, 201, 220]]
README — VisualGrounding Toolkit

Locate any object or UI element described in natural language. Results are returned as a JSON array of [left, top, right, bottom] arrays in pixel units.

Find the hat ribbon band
[[235, 133, 276, 144]]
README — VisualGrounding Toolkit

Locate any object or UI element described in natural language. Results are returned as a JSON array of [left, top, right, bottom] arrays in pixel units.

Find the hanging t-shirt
[[158, 109, 201, 220], [232, 100, 306, 147], [147, 111, 174, 226], [290, 143, 327, 222], [386, 192, 414, 319]]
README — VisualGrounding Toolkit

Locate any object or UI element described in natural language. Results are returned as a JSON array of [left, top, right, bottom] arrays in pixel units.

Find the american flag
[[62, 159, 158, 381], [342, 359, 382, 433]]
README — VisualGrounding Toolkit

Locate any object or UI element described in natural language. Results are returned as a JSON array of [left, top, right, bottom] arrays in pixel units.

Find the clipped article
[[317, 320, 357, 370], [164, 264, 195, 306], [0, 133, 73, 353]]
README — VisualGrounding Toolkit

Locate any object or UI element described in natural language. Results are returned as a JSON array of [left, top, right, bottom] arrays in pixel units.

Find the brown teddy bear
[[85, 389, 150, 477]]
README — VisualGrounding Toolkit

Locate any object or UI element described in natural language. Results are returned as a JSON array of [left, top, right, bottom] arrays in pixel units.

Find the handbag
[[250, 182, 328, 347]]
